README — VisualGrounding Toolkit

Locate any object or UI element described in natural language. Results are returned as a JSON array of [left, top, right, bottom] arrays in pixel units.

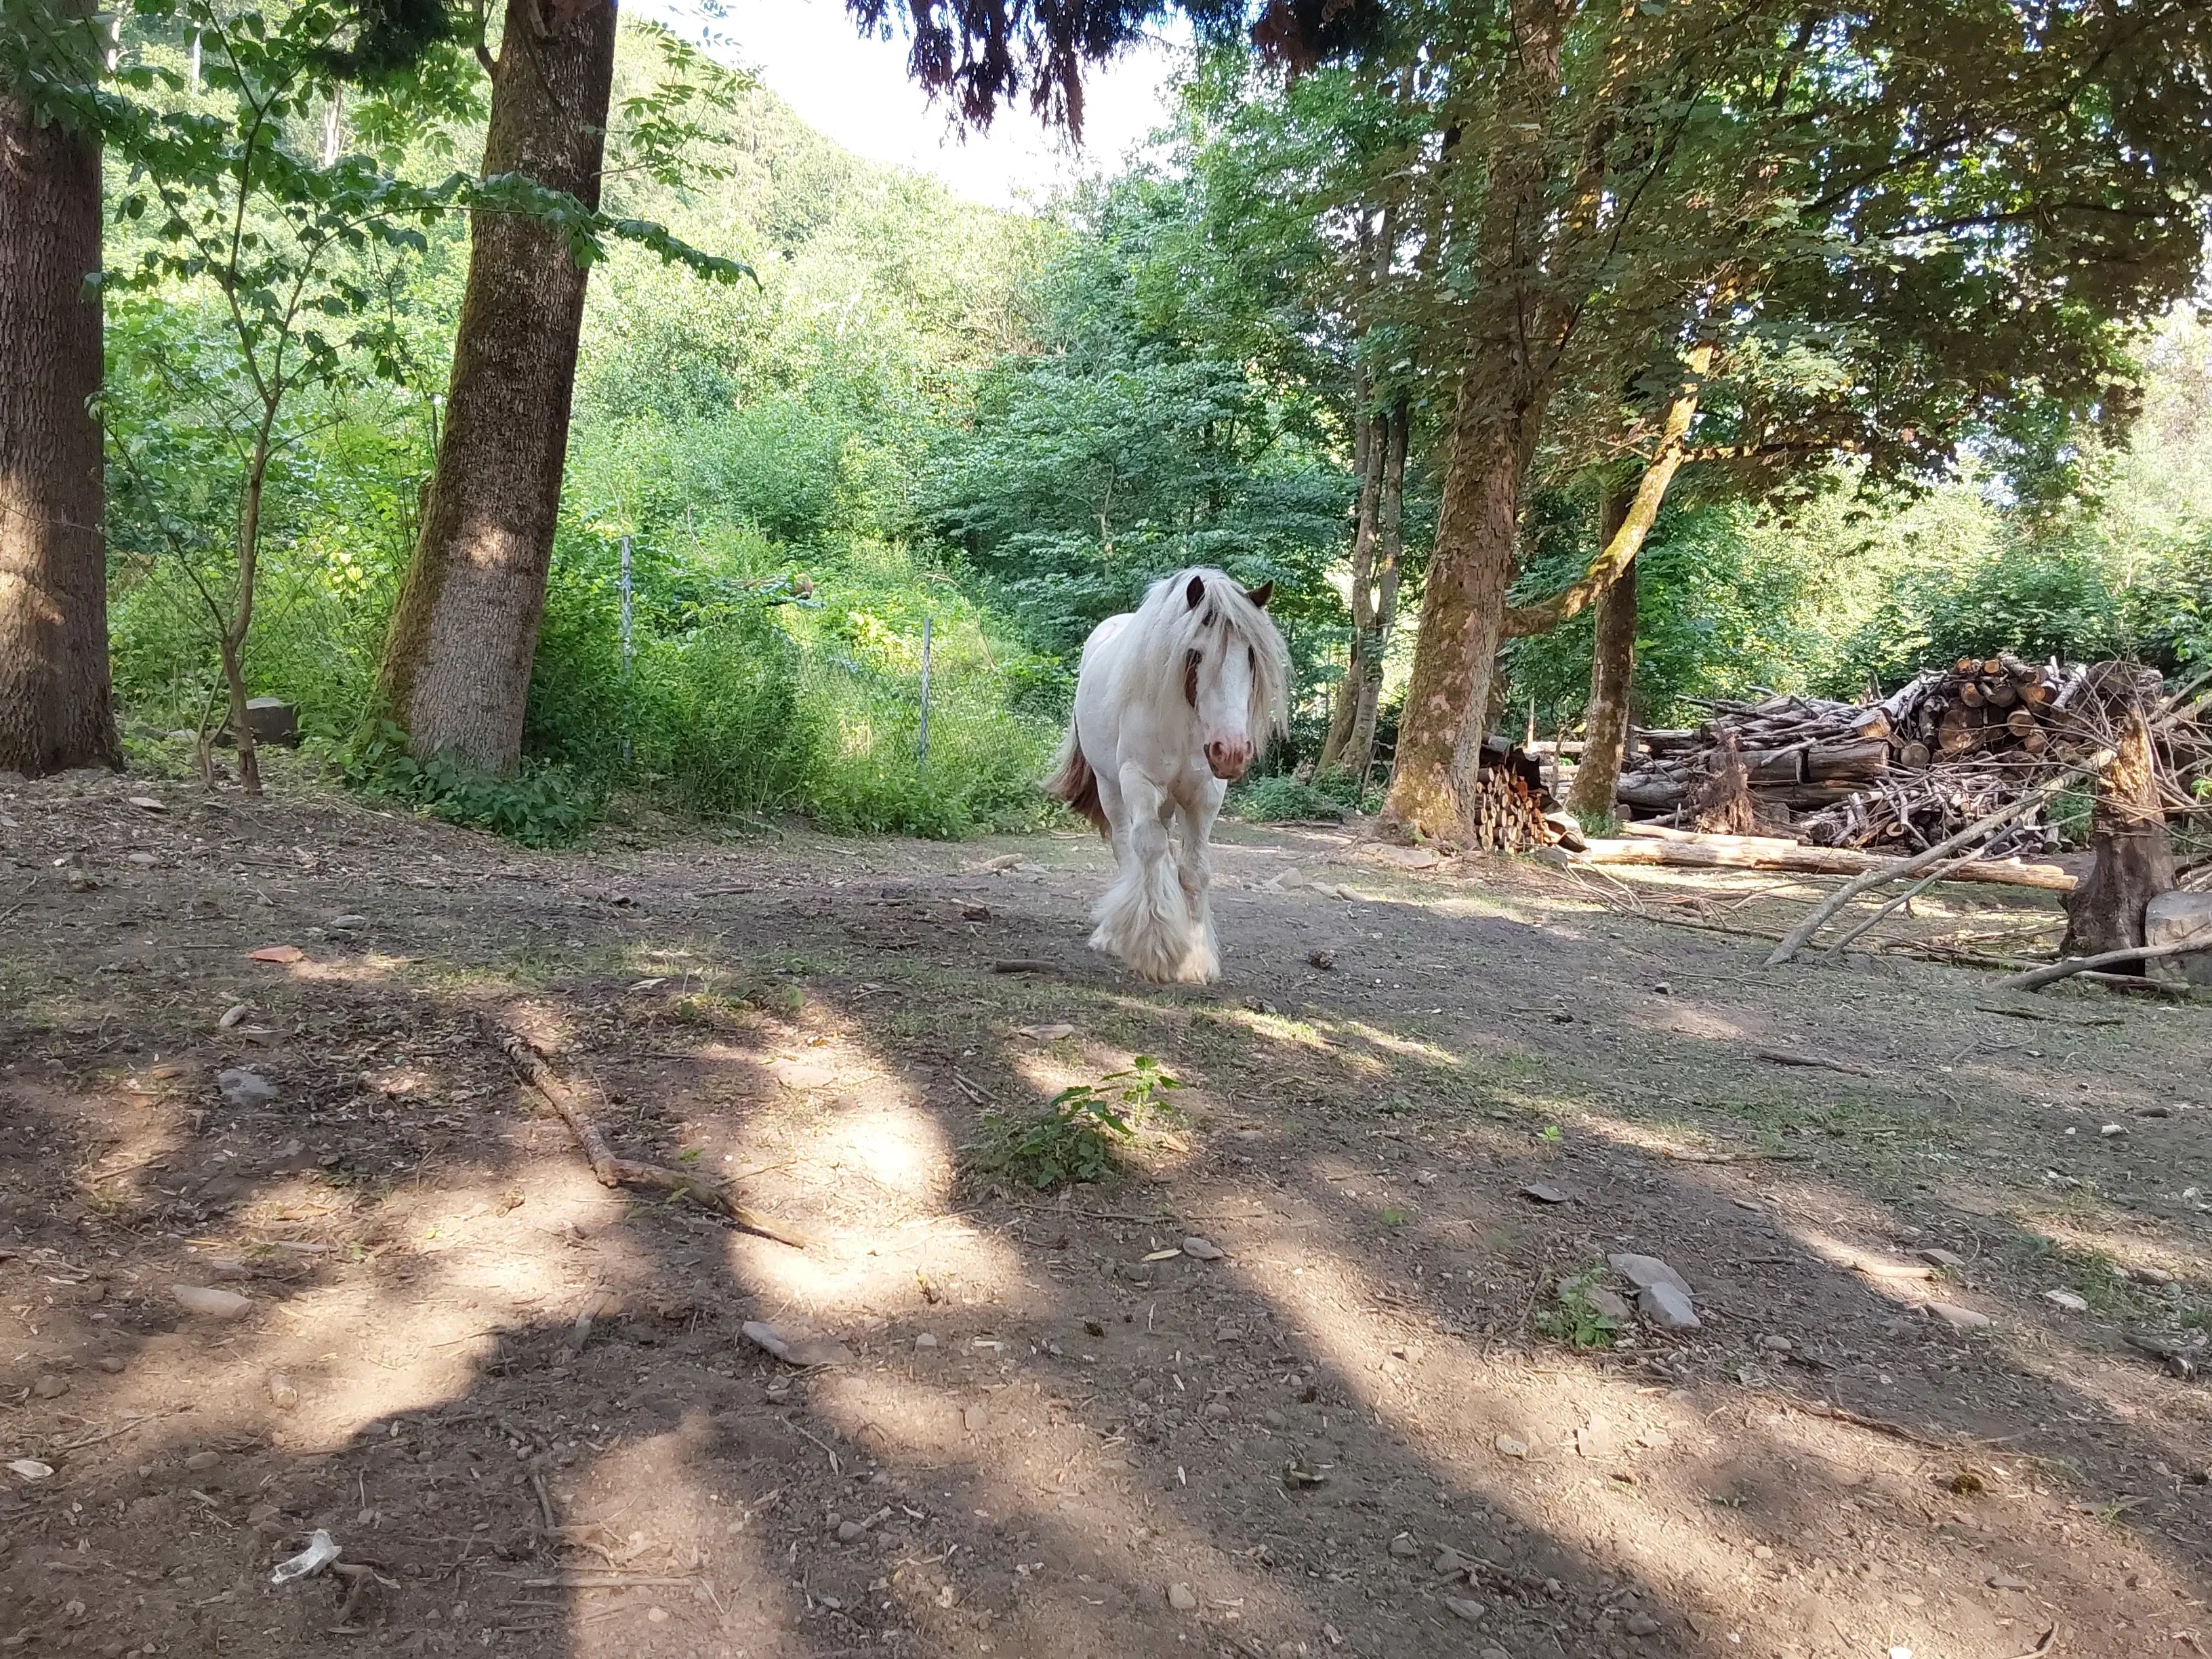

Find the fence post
[[619, 535, 634, 767], [918, 615, 933, 769]]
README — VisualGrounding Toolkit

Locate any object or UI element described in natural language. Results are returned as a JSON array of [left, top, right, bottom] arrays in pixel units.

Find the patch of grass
[[341, 720, 599, 848], [1536, 1266, 1622, 1349], [1229, 774, 1348, 823], [972, 1057, 1183, 1190]]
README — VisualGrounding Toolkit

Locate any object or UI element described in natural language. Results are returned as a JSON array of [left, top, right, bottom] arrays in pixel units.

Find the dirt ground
[[2, 758, 2209, 1659]]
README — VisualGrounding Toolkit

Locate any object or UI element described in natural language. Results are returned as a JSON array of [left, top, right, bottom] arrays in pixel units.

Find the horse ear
[[1246, 580, 1274, 609], [1185, 573, 1206, 609]]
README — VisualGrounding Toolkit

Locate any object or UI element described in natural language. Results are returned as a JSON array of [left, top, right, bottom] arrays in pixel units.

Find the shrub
[[972, 1057, 1183, 1189], [341, 722, 599, 847], [1229, 773, 1347, 822]]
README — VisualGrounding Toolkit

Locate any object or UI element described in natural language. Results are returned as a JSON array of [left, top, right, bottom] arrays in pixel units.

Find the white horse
[[1048, 568, 1288, 983]]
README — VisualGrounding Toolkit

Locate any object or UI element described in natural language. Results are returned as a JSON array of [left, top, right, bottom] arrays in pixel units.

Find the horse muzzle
[[1205, 741, 1252, 781]]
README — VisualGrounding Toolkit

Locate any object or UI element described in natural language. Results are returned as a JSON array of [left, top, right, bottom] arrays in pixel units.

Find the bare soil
[[2, 760, 2209, 1659]]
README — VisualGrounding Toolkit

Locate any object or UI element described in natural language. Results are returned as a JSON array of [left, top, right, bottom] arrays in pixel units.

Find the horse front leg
[[1167, 782, 1224, 982], [1089, 769, 1197, 983]]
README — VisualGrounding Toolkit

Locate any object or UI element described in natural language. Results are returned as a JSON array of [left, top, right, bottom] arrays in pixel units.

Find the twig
[[489, 1020, 805, 1249], [1999, 935, 2212, 992], [1973, 1004, 2123, 1026], [531, 1471, 558, 1535], [504, 1573, 699, 1589], [1802, 1399, 1963, 1451], [1821, 844, 1987, 958], [1753, 1049, 1873, 1078], [2004, 1626, 2060, 1659]]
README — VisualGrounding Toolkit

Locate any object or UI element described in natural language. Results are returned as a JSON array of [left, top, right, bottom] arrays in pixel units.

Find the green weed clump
[[342, 722, 600, 847], [1231, 773, 1348, 823], [1536, 1267, 1623, 1349], [974, 1057, 1183, 1189]]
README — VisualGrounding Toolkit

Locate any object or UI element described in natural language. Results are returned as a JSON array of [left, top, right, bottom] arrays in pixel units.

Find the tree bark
[[372, 0, 618, 773], [1566, 481, 1637, 823], [1379, 382, 1547, 841], [1345, 401, 1406, 787], [2060, 706, 2173, 959], [0, 46, 121, 777], [1315, 389, 1378, 779]]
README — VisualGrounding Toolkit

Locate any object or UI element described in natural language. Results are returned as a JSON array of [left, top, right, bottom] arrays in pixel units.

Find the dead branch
[[1996, 934, 2212, 993], [490, 1021, 805, 1249]]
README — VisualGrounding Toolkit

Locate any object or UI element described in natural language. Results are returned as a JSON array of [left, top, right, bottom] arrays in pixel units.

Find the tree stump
[[1689, 737, 1758, 836], [2060, 706, 2173, 961]]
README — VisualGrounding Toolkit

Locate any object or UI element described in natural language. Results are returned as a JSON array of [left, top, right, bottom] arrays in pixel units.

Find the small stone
[[218, 1003, 249, 1029], [1584, 1286, 1633, 1322], [2130, 1265, 2175, 1286], [1388, 1532, 1418, 1558], [1917, 1248, 1966, 1269], [1576, 1416, 1623, 1458], [2043, 1289, 2089, 1313], [962, 1405, 984, 1432], [1652, 981, 1671, 995], [915, 1333, 938, 1349], [1637, 1282, 1701, 1330], [1182, 1236, 1225, 1261], [1927, 1302, 1993, 1332], [172, 1284, 251, 1319], [1988, 1573, 2030, 1591], [215, 1067, 277, 1107], [267, 1374, 299, 1410], [646, 1606, 669, 1624], [203, 1256, 249, 1279], [1306, 949, 1336, 970], [2100, 1122, 2125, 1137], [7, 1459, 54, 1481], [1433, 1547, 1473, 1575], [127, 851, 159, 866], [1442, 1596, 1486, 1623], [330, 914, 370, 931], [1494, 1433, 1529, 1459], [838, 1521, 866, 1542], [183, 1450, 221, 1472], [1167, 1582, 1198, 1611], [96, 1357, 125, 1374], [1261, 1410, 1288, 1430], [1519, 1183, 1568, 1205], [1751, 1544, 1773, 1560], [1625, 1612, 1660, 1636], [128, 794, 167, 812], [32, 1374, 68, 1399], [1756, 1333, 1793, 1353], [1204, 1401, 1230, 1420], [1607, 1254, 1691, 1295]]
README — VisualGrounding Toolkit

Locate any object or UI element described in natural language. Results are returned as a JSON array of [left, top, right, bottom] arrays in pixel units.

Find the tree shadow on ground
[[0, 785, 2207, 1659]]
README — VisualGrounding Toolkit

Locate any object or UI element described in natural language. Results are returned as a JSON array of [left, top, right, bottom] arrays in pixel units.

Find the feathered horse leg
[[1090, 768, 1211, 983], [1168, 786, 1224, 982]]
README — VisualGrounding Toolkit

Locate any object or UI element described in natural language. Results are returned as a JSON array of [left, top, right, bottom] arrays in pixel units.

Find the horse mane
[[1124, 567, 1290, 744]]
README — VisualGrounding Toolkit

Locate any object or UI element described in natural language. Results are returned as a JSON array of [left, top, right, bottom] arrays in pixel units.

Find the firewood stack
[[1611, 655, 2175, 853], [1460, 738, 1558, 852]]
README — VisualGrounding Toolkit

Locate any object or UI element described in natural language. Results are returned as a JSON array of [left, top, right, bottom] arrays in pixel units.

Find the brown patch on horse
[[1183, 648, 1202, 708], [1048, 742, 1110, 838]]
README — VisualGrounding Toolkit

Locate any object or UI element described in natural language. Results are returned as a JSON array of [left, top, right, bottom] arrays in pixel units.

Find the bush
[[342, 722, 600, 847], [1229, 773, 1347, 822], [972, 1058, 1183, 1189]]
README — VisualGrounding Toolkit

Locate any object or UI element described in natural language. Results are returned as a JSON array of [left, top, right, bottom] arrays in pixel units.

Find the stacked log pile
[[1612, 657, 2169, 853], [1461, 737, 1556, 852]]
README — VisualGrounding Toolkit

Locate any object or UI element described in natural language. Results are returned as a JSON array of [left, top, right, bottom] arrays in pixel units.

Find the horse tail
[[1047, 724, 1110, 838]]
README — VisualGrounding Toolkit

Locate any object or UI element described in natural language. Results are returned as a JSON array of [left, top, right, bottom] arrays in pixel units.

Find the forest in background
[[62, 9, 2212, 840]]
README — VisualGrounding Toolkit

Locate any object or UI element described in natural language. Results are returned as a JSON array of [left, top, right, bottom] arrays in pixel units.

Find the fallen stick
[[1579, 833, 2074, 891], [1765, 764, 2108, 967], [1997, 935, 2212, 992], [491, 1024, 805, 1249], [1822, 844, 1990, 958], [1754, 1048, 1874, 1078]]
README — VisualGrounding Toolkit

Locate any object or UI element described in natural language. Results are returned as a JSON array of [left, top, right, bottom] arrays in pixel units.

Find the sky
[[627, 0, 1188, 208]]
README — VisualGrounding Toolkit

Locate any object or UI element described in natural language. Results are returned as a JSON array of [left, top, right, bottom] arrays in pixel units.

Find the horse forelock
[[1128, 567, 1289, 742]]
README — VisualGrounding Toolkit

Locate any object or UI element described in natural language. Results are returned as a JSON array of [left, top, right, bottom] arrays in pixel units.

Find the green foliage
[[973, 1057, 1183, 1191], [1535, 1268, 1622, 1350], [1229, 774, 1347, 823], [342, 721, 598, 846]]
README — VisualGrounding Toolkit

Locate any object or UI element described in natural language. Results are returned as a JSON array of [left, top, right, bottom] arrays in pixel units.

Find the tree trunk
[[1345, 401, 1407, 788], [2060, 706, 2173, 959], [1565, 482, 1637, 823], [1379, 384, 1544, 841], [0, 55, 120, 777], [372, 0, 618, 773], [1315, 390, 1378, 779]]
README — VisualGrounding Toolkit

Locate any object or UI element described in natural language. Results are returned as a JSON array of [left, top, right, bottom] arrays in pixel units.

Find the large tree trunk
[[372, 0, 619, 773], [1315, 391, 1378, 779], [1345, 401, 1406, 788], [2060, 706, 2173, 960], [1565, 482, 1637, 823], [0, 56, 120, 777], [1378, 384, 1545, 840]]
